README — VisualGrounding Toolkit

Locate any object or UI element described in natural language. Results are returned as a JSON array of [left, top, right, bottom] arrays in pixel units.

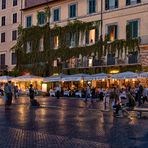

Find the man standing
[[56, 85, 61, 99], [4, 81, 13, 109]]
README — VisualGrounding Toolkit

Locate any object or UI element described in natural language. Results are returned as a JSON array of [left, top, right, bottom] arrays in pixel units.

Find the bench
[[132, 107, 148, 118]]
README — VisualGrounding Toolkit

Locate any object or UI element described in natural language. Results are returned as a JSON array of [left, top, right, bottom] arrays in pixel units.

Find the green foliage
[[13, 19, 140, 75]]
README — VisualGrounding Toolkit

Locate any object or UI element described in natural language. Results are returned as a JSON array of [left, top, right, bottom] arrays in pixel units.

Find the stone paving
[[0, 96, 147, 148]]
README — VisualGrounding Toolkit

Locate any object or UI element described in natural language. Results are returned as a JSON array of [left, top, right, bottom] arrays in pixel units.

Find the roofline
[[22, 0, 61, 11]]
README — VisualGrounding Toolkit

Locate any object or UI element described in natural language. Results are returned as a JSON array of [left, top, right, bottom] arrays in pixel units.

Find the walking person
[[29, 84, 40, 107], [14, 85, 19, 99], [56, 85, 61, 99], [91, 86, 95, 104], [4, 81, 13, 110], [85, 84, 91, 102]]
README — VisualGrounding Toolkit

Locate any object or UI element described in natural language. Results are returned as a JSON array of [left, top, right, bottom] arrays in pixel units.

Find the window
[[105, 0, 118, 10], [70, 33, 76, 48], [1, 16, 5, 26], [107, 54, 115, 65], [13, 0, 17, 6], [38, 12, 46, 25], [126, 20, 139, 39], [12, 30, 17, 41], [39, 38, 44, 51], [126, 0, 141, 6], [107, 25, 118, 41], [1, 32, 5, 43], [69, 4, 77, 18], [2, 0, 6, 9], [88, 0, 96, 14], [11, 53, 17, 65], [53, 36, 59, 49], [26, 16, 32, 28], [0, 54, 5, 65], [53, 8, 60, 22], [26, 41, 32, 53], [13, 13, 17, 23], [86, 28, 99, 45]]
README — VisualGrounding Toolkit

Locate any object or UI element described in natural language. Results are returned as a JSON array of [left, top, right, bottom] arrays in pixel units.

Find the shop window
[[107, 24, 118, 41]]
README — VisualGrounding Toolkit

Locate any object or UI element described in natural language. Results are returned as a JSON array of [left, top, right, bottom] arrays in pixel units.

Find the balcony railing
[[62, 56, 139, 69]]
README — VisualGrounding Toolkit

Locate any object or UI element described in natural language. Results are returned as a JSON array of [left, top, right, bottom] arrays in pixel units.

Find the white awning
[[112, 72, 138, 79], [0, 76, 14, 82]]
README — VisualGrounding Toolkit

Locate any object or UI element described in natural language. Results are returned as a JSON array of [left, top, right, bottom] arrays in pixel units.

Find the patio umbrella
[[62, 73, 90, 81], [88, 73, 108, 80], [12, 75, 43, 82], [43, 73, 67, 82], [139, 72, 148, 78], [112, 71, 138, 79], [0, 76, 13, 82]]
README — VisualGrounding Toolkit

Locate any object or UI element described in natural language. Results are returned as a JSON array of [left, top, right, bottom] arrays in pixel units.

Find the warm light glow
[[88, 58, 93, 67], [102, 79, 105, 82], [89, 29, 95, 44], [80, 79, 84, 83], [54, 36, 59, 49], [125, 79, 128, 82], [132, 79, 135, 81], [53, 73, 59, 76], [110, 70, 119, 74], [42, 83, 47, 92]]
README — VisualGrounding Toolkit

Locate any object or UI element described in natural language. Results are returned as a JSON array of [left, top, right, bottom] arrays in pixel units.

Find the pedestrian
[[91, 86, 95, 103], [55, 85, 61, 99], [29, 84, 35, 101], [137, 83, 143, 106], [29, 84, 40, 107], [4, 81, 13, 109], [85, 84, 91, 102], [14, 85, 19, 99]]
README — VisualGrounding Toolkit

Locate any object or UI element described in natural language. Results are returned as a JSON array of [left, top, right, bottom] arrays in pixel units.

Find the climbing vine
[[12, 19, 140, 76]]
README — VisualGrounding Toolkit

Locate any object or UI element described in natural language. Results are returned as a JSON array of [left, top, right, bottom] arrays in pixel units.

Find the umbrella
[[88, 73, 108, 80], [12, 75, 43, 82], [0, 76, 13, 82], [62, 73, 90, 81], [112, 71, 138, 79], [43, 73, 67, 82], [139, 72, 148, 78]]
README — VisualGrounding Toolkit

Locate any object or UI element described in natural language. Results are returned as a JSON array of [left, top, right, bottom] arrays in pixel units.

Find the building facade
[[0, 0, 23, 72], [17, 0, 148, 75]]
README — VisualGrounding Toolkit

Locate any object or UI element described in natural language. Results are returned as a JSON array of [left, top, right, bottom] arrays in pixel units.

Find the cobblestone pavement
[[0, 96, 147, 148]]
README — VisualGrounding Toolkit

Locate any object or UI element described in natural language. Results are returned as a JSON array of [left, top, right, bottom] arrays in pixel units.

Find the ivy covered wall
[[13, 20, 141, 76]]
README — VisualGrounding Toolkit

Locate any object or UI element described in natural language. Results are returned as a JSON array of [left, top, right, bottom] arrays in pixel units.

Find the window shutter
[[95, 27, 99, 42], [115, 0, 118, 8], [133, 21, 138, 38], [126, 0, 131, 6], [85, 31, 89, 44], [105, 0, 109, 10], [114, 25, 118, 40]]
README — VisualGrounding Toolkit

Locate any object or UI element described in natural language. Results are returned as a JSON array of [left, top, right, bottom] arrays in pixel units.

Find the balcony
[[62, 54, 139, 69]]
